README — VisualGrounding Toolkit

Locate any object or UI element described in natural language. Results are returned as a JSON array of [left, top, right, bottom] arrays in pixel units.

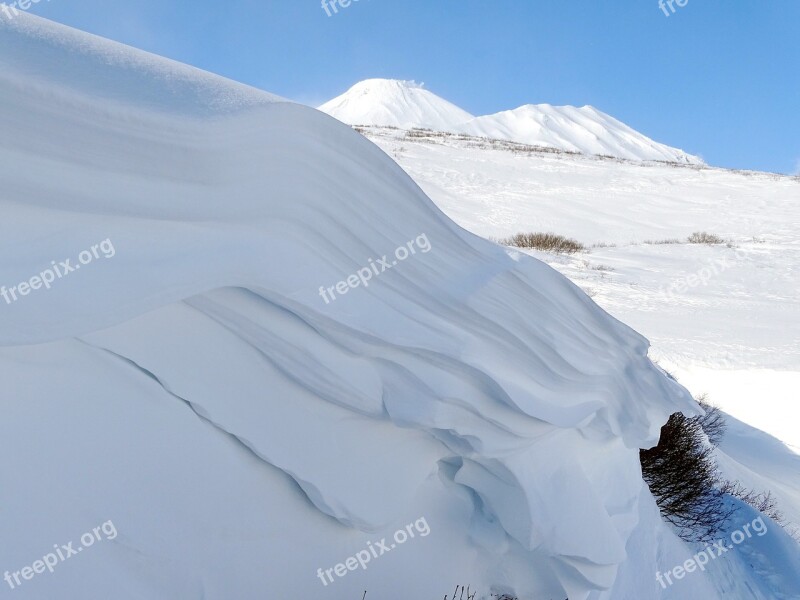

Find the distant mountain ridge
[[319, 78, 703, 165]]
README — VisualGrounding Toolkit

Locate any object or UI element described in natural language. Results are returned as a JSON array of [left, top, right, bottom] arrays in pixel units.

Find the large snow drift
[[320, 79, 703, 164], [0, 14, 713, 600]]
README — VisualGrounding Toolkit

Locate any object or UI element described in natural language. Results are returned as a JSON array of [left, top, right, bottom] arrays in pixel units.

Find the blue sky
[[25, 0, 800, 174]]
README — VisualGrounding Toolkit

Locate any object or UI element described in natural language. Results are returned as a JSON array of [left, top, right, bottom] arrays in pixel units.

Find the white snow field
[[1, 14, 798, 600], [320, 79, 703, 164]]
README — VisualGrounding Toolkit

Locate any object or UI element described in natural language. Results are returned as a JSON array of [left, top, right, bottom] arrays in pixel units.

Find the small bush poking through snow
[[640, 410, 735, 542], [721, 481, 786, 525], [644, 376, 789, 541], [501, 232, 586, 254], [695, 394, 727, 447], [643, 238, 682, 245], [687, 231, 725, 244], [444, 585, 477, 600]]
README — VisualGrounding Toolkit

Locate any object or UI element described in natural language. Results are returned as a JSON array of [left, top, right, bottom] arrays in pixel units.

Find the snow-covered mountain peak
[[459, 103, 702, 164], [354, 78, 425, 91], [318, 77, 475, 130], [320, 79, 703, 164]]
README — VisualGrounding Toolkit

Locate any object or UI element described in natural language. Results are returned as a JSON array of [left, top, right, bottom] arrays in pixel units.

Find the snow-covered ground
[[359, 126, 800, 452], [320, 79, 703, 164], [357, 123, 800, 592], [1, 13, 798, 600]]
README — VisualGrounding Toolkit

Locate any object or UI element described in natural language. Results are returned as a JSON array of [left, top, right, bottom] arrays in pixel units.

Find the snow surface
[[1, 13, 797, 600], [359, 124, 800, 597], [320, 79, 703, 164], [0, 13, 703, 600]]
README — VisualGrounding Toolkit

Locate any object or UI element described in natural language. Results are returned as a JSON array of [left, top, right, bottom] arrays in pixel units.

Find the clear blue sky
[[27, 0, 800, 174]]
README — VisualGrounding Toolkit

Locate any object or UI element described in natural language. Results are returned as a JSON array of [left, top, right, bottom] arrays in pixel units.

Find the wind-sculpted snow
[[1, 15, 698, 600]]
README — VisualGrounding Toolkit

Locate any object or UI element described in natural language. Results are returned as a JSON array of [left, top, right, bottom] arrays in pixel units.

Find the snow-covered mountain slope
[[319, 78, 703, 164], [461, 104, 701, 164], [0, 14, 726, 600], [318, 78, 475, 130]]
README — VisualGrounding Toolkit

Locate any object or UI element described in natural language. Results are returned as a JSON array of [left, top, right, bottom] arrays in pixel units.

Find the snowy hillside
[[361, 126, 800, 447], [2, 13, 798, 600], [320, 78, 703, 164], [357, 124, 800, 592]]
